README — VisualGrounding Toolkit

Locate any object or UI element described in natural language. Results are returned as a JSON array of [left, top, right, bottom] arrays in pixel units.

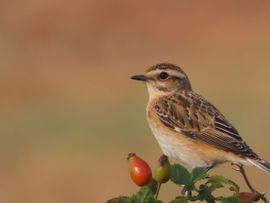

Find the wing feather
[[154, 92, 258, 159]]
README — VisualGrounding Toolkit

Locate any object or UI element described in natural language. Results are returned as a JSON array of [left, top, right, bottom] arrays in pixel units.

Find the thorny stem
[[233, 164, 269, 203]]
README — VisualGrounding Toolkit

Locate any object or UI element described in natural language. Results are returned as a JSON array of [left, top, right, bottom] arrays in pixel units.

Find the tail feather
[[248, 159, 270, 174]]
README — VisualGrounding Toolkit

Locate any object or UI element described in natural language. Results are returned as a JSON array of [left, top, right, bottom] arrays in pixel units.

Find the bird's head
[[131, 63, 192, 98]]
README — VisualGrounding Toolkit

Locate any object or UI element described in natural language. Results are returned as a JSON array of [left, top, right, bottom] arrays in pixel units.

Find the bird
[[131, 63, 270, 173]]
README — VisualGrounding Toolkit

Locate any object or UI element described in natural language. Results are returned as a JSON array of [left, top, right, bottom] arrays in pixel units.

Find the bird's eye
[[159, 72, 169, 80]]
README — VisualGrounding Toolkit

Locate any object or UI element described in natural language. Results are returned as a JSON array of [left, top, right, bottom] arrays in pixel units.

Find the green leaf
[[170, 164, 191, 186], [107, 186, 162, 203], [106, 196, 131, 203], [208, 176, 240, 192], [192, 167, 208, 182], [197, 185, 216, 202], [169, 196, 188, 203], [220, 196, 240, 203], [133, 186, 162, 203]]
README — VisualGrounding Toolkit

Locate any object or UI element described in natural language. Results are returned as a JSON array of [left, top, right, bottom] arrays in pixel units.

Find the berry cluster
[[107, 154, 261, 203]]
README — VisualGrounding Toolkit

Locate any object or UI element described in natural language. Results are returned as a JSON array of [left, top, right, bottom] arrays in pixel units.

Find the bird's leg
[[181, 186, 191, 197], [231, 163, 269, 203], [204, 164, 215, 173]]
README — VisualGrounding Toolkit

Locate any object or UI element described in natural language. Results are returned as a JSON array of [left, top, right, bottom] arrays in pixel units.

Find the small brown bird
[[131, 63, 270, 173]]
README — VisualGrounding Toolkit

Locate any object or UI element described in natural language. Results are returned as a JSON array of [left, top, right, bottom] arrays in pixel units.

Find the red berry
[[236, 192, 261, 203], [127, 153, 152, 186]]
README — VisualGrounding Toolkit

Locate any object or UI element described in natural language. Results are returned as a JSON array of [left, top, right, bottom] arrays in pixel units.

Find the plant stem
[[238, 165, 255, 192], [155, 183, 162, 199], [237, 164, 269, 203]]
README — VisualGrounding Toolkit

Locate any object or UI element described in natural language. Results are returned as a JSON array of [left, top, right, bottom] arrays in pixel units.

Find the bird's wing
[[154, 92, 258, 159]]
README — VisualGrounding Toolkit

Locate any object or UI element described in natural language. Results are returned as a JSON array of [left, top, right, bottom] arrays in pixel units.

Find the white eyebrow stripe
[[168, 70, 186, 78]]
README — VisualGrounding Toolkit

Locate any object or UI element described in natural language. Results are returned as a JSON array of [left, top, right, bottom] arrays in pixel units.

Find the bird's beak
[[130, 74, 148, 82]]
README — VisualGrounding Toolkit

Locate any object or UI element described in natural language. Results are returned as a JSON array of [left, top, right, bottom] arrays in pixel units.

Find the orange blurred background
[[1, 1, 270, 202]]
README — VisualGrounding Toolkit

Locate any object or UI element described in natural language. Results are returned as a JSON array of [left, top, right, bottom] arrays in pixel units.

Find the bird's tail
[[248, 158, 270, 174]]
